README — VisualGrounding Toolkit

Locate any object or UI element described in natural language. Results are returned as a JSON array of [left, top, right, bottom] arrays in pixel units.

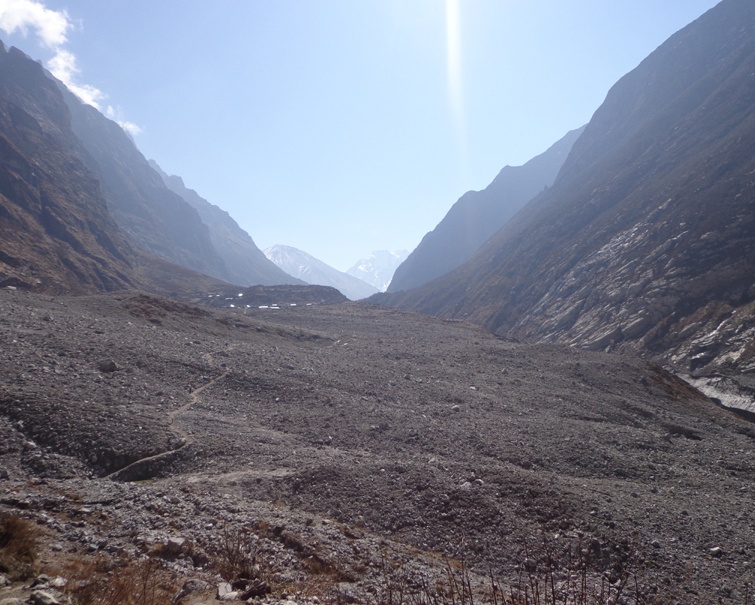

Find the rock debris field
[[1, 289, 754, 604]]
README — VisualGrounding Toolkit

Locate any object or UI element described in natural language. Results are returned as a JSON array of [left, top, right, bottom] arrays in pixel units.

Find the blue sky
[[1, 0, 720, 271]]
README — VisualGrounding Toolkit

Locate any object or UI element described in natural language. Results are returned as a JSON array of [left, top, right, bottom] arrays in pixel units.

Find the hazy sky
[[1, 1, 720, 271]]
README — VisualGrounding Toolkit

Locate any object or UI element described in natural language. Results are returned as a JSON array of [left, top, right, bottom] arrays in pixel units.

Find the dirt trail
[[105, 371, 228, 481]]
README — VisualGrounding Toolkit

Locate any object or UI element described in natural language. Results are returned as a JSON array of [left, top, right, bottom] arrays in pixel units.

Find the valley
[[1, 2, 754, 603]]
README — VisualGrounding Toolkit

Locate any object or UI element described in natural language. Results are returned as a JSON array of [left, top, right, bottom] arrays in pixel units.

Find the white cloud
[[0, 0, 141, 134], [47, 48, 105, 108], [0, 0, 70, 48], [106, 106, 143, 136]]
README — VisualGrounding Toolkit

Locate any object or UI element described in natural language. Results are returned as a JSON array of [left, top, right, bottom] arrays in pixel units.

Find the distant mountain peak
[[265, 245, 379, 300], [346, 249, 409, 292]]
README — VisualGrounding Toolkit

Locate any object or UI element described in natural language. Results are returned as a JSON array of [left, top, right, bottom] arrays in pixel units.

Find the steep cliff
[[0, 43, 136, 293], [150, 161, 303, 286], [57, 86, 231, 281]]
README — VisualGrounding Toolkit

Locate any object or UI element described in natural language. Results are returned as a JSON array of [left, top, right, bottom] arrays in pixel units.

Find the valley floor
[[1, 289, 754, 604]]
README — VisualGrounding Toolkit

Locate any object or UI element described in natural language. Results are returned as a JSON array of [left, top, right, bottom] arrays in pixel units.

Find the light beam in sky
[[445, 0, 469, 181]]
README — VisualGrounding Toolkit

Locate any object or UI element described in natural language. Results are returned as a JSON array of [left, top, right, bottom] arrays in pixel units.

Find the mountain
[[55, 84, 231, 281], [387, 127, 584, 293], [56, 82, 298, 288], [0, 41, 283, 297], [374, 0, 755, 377], [149, 161, 302, 287], [346, 249, 408, 292], [265, 244, 378, 300], [0, 42, 137, 293]]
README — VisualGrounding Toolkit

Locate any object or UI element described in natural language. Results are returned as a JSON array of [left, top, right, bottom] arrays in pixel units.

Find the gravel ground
[[1, 288, 754, 604]]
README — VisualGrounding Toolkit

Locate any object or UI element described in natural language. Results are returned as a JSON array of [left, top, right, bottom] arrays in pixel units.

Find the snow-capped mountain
[[347, 250, 409, 292], [264, 245, 379, 301]]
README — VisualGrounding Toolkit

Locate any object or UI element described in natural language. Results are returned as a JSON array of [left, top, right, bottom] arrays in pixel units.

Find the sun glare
[[445, 0, 469, 180]]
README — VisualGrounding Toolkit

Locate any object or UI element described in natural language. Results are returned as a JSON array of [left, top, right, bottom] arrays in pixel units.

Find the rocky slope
[[265, 245, 378, 300], [374, 0, 755, 378], [0, 42, 241, 300], [150, 162, 302, 287], [387, 127, 583, 293], [1, 288, 755, 604], [0, 42, 136, 293]]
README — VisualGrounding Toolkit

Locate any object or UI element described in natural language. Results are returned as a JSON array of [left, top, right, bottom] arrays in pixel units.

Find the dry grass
[[61, 555, 179, 605], [366, 537, 650, 605], [0, 512, 39, 580]]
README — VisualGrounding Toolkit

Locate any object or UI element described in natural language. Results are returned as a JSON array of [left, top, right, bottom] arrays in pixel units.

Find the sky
[[0, 0, 721, 271]]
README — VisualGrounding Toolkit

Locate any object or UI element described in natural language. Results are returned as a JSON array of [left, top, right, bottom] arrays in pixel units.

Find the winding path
[[105, 371, 228, 481]]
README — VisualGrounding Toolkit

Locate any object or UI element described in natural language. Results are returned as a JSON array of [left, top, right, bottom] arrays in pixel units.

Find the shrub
[[63, 556, 179, 605], [214, 526, 259, 582]]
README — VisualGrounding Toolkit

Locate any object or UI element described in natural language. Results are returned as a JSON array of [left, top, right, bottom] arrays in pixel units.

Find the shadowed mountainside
[[150, 161, 303, 287], [57, 84, 232, 281], [388, 126, 584, 293], [0, 40, 304, 295], [0, 42, 136, 293], [374, 0, 755, 377]]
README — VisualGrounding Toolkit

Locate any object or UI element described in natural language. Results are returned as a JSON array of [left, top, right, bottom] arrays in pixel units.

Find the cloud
[[106, 106, 142, 136], [0, 0, 141, 134], [0, 0, 70, 48], [46, 48, 105, 108]]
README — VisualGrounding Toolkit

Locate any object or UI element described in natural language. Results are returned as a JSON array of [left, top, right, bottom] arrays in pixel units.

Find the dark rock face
[[149, 161, 302, 287], [0, 43, 136, 293], [388, 127, 584, 293], [375, 0, 755, 376]]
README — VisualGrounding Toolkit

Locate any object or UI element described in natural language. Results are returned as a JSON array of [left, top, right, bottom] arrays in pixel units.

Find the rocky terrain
[[2, 288, 755, 604]]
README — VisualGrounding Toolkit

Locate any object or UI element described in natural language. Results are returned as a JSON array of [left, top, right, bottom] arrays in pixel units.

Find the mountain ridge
[[387, 126, 584, 293], [149, 161, 304, 287], [0, 41, 304, 296], [56, 83, 231, 281]]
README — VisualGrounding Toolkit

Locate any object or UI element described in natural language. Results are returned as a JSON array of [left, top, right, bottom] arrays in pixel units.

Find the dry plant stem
[[0, 513, 38, 580], [216, 526, 258, 582]]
